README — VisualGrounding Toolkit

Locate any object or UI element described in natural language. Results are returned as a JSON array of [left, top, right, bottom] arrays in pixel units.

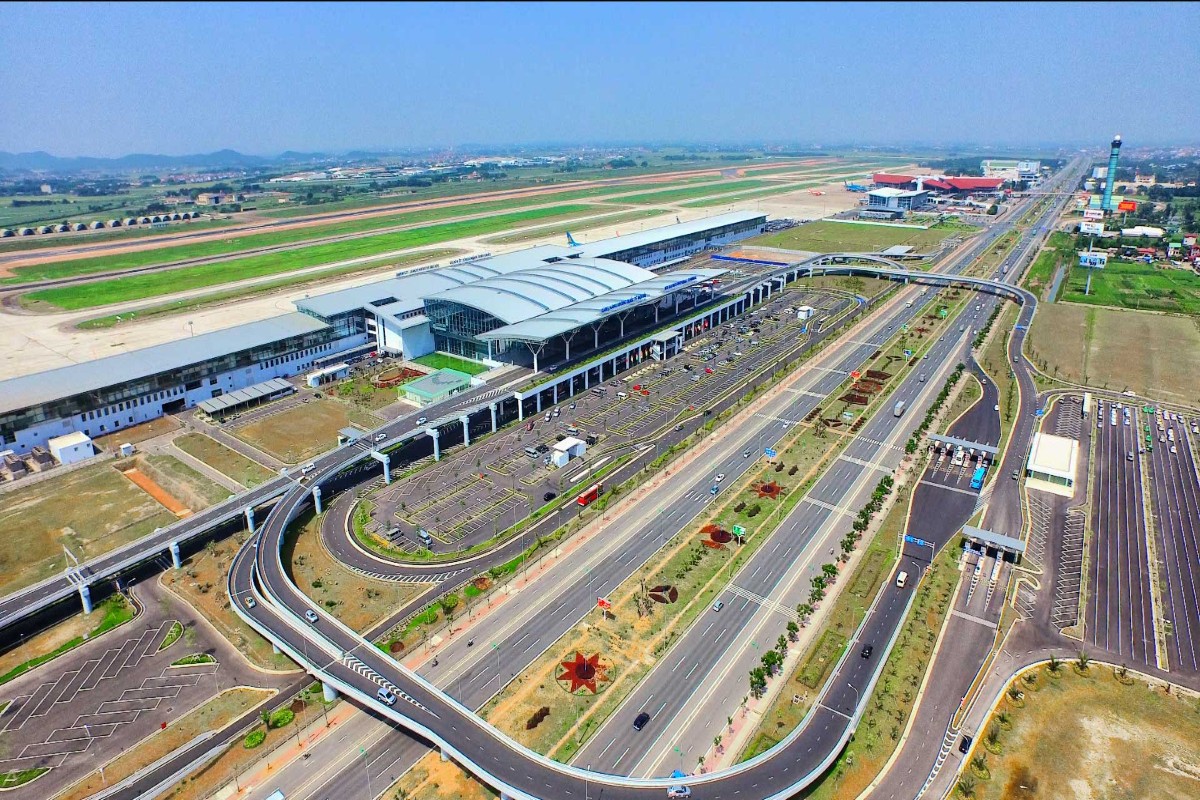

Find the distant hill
[[0, 149, 330, 173]]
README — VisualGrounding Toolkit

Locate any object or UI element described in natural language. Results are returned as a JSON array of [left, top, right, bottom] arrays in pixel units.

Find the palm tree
[[1047, 655, 1062, 674], [1076, 650, 1090, 672], [971, 752, 987, 774]]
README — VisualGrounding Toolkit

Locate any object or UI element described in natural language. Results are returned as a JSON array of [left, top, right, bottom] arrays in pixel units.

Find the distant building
[[980, 160, 1040, 180], [196, 192, 242, 206], [865, 188, 930, 213], [1025, 432, 1079, 497], [40, 183, 52, 194], [1134, 173, 1156, 185]]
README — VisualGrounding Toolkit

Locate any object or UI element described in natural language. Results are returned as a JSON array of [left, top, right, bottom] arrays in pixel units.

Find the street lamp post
[[83, 724, 106, 786], [359, 746, 373, 796], [847, 681, 861, 715]]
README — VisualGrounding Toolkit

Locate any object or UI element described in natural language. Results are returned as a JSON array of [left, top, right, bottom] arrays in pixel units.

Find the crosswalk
[[346, 564, 467, 584], [342, 653, 437, 717], [725, 583, 800, 622]]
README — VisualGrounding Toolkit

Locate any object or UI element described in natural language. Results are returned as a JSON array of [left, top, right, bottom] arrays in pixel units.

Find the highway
[[1, 164, 1082, 800], [231, 267, 1043, 800]]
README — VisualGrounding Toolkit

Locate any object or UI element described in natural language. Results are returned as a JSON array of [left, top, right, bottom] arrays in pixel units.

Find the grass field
[[751, 219, 965, 254], [174, 433, 276, 488], [232, 398, 379, 463], [412, 352, 489, 375], [1027, 303, 1200, 404], [481, 208, 669, 245], [77, 248, 461, 329], [135, 453, 233, 508], [679, 181, 824, 208], [22, 204, 599, 310], [0, 461, 179, 597], [1059, 258, 1200, 315], [615, 179, 775, 205], [970, 665, 1200, 800], [1020, 231, 1074, 299]]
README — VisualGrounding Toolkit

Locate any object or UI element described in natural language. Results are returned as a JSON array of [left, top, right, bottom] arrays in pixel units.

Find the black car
[[958, 734, 974, 755], [860, 644, 874, 659], [633, 711, 651, 731], [543, 491, 557, 502]]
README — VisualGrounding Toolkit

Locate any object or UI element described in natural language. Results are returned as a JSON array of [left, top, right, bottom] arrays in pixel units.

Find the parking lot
[[1146, 410, 1200, 674], [1086, 397, 1156, 666], [358, 288, 854, 553]]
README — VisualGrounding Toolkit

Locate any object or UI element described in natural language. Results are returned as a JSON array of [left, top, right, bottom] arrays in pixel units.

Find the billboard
[[1083, 209, 1104, 221], [1118, 200, 1138, 212], [1080, 221, 1104, 235], [1092, 166, 1109, 179], [1078, 252, 1108, 269]]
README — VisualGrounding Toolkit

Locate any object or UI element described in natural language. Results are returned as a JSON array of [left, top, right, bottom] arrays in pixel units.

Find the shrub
[[268, 709, 294, 729], [243, 729, 266, 749]]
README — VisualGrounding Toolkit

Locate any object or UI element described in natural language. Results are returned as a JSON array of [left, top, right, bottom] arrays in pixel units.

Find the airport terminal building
[[0, 212, 765, 453]]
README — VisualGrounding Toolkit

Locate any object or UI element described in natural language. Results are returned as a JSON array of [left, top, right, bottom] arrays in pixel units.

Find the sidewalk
[[210, 700, 358, 799]]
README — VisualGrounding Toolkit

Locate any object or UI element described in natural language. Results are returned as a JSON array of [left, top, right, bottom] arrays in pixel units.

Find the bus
[[577, 483, 603, 507], [970, 466, 987, 490]]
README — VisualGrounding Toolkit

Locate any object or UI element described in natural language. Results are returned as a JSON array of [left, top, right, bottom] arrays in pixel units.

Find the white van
[[617, 391, 628, 399], [301, 463, 316, 475], [896, 571, 908, 588]]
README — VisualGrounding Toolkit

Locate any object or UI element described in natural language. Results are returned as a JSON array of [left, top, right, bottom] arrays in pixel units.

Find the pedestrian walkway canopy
[[197, 378, 295, 418], [963, 525, 1026, 555], [928, 433, 999, 456]]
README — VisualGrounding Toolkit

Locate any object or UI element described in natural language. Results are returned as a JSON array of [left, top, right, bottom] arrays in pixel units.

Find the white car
[[374, 433, 387, 442], [304, 609, 319, 624], [416, 416, 428, 425], [715, 473, 726, 482]]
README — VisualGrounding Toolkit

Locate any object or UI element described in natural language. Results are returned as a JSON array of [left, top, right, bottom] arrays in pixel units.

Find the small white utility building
[[550, 436, 586, 468], [48, 431, 94, 465]]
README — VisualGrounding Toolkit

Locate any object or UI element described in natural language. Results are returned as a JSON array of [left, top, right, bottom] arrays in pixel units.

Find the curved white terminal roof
[[422, 258, 655, 324], [478, 267, 727, 343]]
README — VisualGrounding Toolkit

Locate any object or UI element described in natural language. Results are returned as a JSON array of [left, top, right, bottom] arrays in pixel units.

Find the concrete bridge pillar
[[536, 393, 542, 413], [517, 395, 524, 421], [553, 383, 558, 405], [79, 584, 93, 615], [461, 416, 471, 448], [322, 682, 338, 703], [370, 450, 392, 484], [584, 369, 589, 390], [272, 643, 282, 655], [440, 748, 449, 763], [429, 428, 441, 461], [244, 506, 256, 534], [489, 403, 498, 433], [312, 485, 323, 514], [169, 541, 182, 570]]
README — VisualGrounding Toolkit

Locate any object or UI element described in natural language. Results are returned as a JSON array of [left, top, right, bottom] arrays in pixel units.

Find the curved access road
[[230, 262, 1043, 800]]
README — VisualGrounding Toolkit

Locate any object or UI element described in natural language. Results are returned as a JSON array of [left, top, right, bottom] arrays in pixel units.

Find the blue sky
[[1, 1, 1196, 156]]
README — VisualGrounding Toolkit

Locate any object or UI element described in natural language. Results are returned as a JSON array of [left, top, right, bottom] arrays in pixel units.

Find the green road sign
[[939, 307, 948, 318], [732, 525, 746, 537]]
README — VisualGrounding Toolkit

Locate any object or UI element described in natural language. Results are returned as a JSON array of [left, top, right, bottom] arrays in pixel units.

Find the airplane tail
[[566, 231, 580, 247]]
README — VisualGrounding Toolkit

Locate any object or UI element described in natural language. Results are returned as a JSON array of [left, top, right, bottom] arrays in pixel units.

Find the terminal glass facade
[[423, 299, 505, 360]]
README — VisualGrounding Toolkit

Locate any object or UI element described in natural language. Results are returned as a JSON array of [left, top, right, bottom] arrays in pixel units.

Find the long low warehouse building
[[0, 212, 765, 453]]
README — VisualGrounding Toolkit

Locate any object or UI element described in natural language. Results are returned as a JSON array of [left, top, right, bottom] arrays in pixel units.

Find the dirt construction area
[[0, 457, 214, 598], [230, 397, 381, 464], [1027, 303, 1200, 404]]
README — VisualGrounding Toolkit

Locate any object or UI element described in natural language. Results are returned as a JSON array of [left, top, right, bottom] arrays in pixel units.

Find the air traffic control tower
[[1101, 134, 1122, 212]]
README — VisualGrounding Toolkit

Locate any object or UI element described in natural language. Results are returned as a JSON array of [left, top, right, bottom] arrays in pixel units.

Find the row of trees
[[747, 475, 895, 700], [904, 364, 966, 455]]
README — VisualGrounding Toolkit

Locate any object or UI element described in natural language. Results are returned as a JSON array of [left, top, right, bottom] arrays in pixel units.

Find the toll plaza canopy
[[962, 525, 1026, 555], [928, 433, 999, 456]]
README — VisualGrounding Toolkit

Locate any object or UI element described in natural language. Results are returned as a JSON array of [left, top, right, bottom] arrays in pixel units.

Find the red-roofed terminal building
[[872, 173, 1004, 195]]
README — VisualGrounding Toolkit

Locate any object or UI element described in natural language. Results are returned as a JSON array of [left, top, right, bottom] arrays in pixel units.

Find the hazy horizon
[[2, 1, 1197, 158]]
